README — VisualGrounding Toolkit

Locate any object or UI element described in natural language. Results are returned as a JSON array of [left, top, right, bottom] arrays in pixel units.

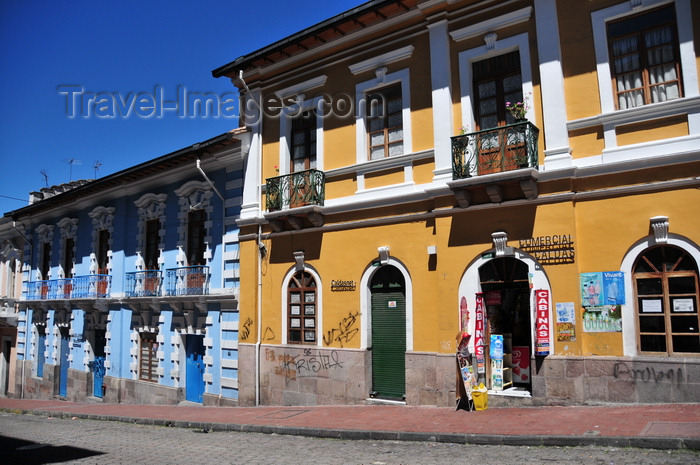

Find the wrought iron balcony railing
[[23, 274, 112, 300], [125, 270, 163, 297], [165, 266, 209, 296], [451, 121, 539, 180], [266, 169, 325, 212]]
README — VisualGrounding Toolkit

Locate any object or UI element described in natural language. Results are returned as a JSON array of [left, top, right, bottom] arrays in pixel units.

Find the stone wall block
[[542, 358, 566, 378], [585, 358, 618, 378], [545, 377, 575, 400], [566, 359, 585, 378]]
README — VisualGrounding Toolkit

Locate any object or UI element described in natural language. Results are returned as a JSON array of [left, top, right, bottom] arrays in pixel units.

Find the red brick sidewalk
[[1, 398, 698, 449]]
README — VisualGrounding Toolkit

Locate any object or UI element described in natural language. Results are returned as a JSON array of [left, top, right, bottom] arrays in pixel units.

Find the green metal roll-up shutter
[[371, 291, 406, 400]]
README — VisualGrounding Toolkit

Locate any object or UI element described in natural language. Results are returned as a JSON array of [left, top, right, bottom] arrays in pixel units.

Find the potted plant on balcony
[[505, 92, 531, 121]]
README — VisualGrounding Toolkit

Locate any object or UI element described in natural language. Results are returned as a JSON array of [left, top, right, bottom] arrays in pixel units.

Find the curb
[[2, 408, 697, 451]]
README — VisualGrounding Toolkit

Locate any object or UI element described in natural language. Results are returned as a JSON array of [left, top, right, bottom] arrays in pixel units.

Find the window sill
[[567, 95, 700, 132], [324, 149, 434, 179]]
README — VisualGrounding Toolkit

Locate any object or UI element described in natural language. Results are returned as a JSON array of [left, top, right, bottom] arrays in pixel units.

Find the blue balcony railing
[[266, 169, 325, 212], [165, 266, 209, 296], [72, 274, 111, 298], [451, 121, 539, 179], [23, 274, 111, 300], [25, 280, 53, 300], [125, 270, 163, 297]]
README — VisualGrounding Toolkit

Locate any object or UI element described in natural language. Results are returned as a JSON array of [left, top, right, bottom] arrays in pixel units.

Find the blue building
[[6, 129, 249, 405]]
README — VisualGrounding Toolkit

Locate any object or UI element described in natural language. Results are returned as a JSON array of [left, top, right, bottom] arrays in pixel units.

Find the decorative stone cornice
[[650, 216, 669, 244]]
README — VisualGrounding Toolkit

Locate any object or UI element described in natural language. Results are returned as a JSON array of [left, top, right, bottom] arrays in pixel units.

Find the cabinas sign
[[535, 289, 551, 356], [519, 234, 575, 264], [474, 294, 486, 373]]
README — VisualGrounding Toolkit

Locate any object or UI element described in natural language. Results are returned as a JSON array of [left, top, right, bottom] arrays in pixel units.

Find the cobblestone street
[[1, 412, 698, 465]]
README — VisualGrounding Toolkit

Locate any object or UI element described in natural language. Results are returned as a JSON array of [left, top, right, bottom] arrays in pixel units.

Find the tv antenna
[[93, 160, 102, 179], [62, 158, 82, 181], [40, 169, 49, 188]]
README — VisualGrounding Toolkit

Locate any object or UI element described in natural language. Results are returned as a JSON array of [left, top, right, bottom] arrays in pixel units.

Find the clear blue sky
[[0, 0, 366, 215]]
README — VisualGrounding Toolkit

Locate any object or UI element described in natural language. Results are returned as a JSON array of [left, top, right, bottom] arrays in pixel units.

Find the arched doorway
[[633, 245, 699, 355], [478, 257, 532, 391], [370, 265, 406, 400]]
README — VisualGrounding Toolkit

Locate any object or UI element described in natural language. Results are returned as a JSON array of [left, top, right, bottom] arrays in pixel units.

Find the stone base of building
[[237, 344, 370, 406], [536, 355, 700, 404], [12, 361, 239, 406], [237, 347, 700, 407], [102, 376, 180, 405], [203, 393, 239, 407]]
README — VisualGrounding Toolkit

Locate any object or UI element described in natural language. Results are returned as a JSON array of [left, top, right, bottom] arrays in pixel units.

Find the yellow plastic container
[[471, 383, 488, 410]]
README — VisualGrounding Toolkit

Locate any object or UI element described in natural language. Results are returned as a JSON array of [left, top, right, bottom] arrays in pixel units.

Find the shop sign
[[535, 289, 550, 355], [474, 294, 486, 373], [519, 234, 575, 265], [330, 280, 356, 292]]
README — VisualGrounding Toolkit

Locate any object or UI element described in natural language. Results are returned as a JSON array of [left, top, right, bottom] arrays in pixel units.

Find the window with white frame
[[290, 110, 318, 172], [366, 84, 404, 160], [355, 68, 412, 164], [591, 0, 697, 117], [287, 271, 317, 344], [608, 4, 682, 110], [134, 193, 167, 271], [35, 224, 54, 282], [634, 245, 699, 356]]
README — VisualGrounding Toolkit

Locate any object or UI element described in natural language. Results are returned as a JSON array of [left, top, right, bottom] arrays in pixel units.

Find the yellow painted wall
[[616, 115, 688, 146], [364, 168, 405, 190], [413, 157, 435, 185], [238, 232, 262, 345], [569, 127, 605, 160], [574, 187, 700, 355]]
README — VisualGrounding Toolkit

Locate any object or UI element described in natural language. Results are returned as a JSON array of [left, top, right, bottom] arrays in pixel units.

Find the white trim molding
[[450, 7, 532, 42], [348, 46, 415, 76]]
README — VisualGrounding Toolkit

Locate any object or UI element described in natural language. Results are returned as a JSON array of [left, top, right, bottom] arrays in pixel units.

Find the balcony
[[24, 274, 112, 300], [125, 270, 162, 297], [165, 266, 209, 296], [265, 169, 325, 231], [449, 121, 540, 208]]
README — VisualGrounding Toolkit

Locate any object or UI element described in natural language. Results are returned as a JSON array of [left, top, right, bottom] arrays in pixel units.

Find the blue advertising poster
[[489, 334, 503, 360], [602, 271, 625, 305], [580, 272, 603, 307], [580, 272, 625, 307]]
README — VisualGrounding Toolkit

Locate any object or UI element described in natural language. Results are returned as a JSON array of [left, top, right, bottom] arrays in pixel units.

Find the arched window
[[288, 271, 316, 344], [634, 245, 699, 355]]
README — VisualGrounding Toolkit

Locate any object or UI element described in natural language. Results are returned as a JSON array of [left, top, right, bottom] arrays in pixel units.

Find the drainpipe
[[256, 224, 263, 406]]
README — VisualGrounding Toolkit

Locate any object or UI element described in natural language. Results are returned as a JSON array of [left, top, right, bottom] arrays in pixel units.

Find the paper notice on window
[[673, 298, 695, 313], [642, 299, 663, 313]]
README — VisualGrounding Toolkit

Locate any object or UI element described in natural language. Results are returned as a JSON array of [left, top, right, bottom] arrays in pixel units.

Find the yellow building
[[213, 0, 700, 406]]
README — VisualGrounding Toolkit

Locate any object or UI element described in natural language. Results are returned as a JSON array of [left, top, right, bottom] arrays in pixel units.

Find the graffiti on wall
[[613, 362, 684, 386], [266, 347, 343, 381], [241, 318, 254, 341], [323, 311, 359, 347], [263, 326, 275, 341]]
